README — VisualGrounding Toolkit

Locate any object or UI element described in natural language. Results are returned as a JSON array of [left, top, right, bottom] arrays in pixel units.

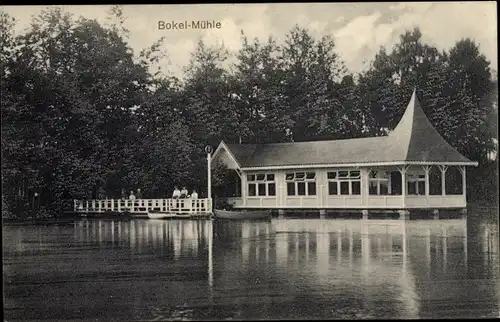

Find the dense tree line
[[1, 7, 497, 219]]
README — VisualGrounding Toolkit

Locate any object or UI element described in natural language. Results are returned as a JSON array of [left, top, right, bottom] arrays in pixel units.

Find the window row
[[245, 169, 463, 197]]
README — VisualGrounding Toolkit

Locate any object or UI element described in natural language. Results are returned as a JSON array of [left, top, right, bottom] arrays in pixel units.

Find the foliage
[[211, 161, 231, 195], [1, 9, 498, 219]]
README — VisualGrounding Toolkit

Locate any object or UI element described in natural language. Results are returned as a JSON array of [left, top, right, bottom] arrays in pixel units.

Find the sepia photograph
[[2, 2, 499, 320]]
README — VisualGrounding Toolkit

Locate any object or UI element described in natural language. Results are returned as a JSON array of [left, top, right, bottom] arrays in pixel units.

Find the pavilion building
[[211, 90, 478, 218]]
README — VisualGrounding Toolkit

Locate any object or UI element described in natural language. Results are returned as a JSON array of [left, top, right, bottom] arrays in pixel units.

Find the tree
[[1, 8, 154, 218], [279, 26, 347, 141], [134, 77, 195, 197], [175, 40, 235, 195], [230, 31, 287, 143]]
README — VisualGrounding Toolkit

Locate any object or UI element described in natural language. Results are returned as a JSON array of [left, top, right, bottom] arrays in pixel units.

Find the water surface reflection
[[3, 213, 499, 320]]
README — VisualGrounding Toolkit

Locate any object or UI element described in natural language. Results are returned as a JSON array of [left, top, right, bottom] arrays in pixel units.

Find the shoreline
[[3, 202, 498, 225]]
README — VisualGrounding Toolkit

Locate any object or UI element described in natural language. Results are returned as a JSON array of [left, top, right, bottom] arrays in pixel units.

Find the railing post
[[111, 199, 114, 212], [117, 200, 121, 213], [98, 200, 102, 213], [86, 200, 89, 213]]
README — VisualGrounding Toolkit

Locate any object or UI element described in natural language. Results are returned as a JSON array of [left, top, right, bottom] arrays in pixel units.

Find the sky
[[2, 2, 498, 78]]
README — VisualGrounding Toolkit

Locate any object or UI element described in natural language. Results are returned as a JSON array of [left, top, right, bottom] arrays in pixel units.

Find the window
[[327, 170, 361, 195], [445, 166, 463, 195], [429, 166, 442, 195], [247, 173, 276, 197], [369, 170, 390, 195], [285, 171, 316, 196], [407, 173, 426, 195]]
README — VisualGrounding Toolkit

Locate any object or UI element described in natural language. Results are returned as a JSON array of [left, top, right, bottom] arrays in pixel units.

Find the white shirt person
[[172, 187, 181, 199], [180, 187, 188, 198]]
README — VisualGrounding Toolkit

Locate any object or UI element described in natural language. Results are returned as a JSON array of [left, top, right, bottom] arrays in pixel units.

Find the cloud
[[333, 2, 497, 74], [333, 12, 384, 72]]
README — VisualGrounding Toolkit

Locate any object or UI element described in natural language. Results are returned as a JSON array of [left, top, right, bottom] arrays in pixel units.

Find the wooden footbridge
[[73, 146, 217, 219], [73, 198, 213, 218]]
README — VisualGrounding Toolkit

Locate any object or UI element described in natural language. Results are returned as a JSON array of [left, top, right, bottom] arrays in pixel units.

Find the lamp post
[[205, 145, 213, 212]]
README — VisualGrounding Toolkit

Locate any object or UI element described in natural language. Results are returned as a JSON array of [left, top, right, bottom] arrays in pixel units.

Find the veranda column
[[362, 168, 371, 207], [460, 165, 466, 198], [241, 173, 247, 207], [422, 165, 430, 197], [460, 165, 467, 211], [398, 165, 409, 219], [439, 165, 448, 196], [398, 165, 408, 208], [278, 172, 285, 209]]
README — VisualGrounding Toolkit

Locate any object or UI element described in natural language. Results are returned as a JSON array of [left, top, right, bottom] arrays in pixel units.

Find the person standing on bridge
[[129, 191, 136, 200], [172, 186, 181, 199], [172, 186, 181, 210], [136, 188, 142, 199], [190, 189, 199, 210], [180, 186, 188, 199]]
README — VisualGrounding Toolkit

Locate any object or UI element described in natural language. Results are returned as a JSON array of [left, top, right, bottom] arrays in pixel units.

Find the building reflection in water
[[269, 217, 497, 318], [74, 219, 214, 260], [67, 214, 499, 319]]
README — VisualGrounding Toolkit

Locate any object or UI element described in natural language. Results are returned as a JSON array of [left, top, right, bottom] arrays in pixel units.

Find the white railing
[[73, 198, 212, 214]]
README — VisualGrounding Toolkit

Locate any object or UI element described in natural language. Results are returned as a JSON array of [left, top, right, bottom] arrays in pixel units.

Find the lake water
[[3, 211, 500, 320]]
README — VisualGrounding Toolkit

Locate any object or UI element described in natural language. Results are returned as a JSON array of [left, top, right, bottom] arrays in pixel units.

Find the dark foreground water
[[3, 211, 500, 320]]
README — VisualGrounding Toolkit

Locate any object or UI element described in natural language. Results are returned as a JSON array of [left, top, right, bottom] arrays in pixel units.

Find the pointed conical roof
[[214, 89, 477, 169], [389, 89, 473, 163]]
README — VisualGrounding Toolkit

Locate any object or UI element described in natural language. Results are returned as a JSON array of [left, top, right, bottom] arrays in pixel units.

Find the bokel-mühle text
[[158, 20, 222, 30]]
